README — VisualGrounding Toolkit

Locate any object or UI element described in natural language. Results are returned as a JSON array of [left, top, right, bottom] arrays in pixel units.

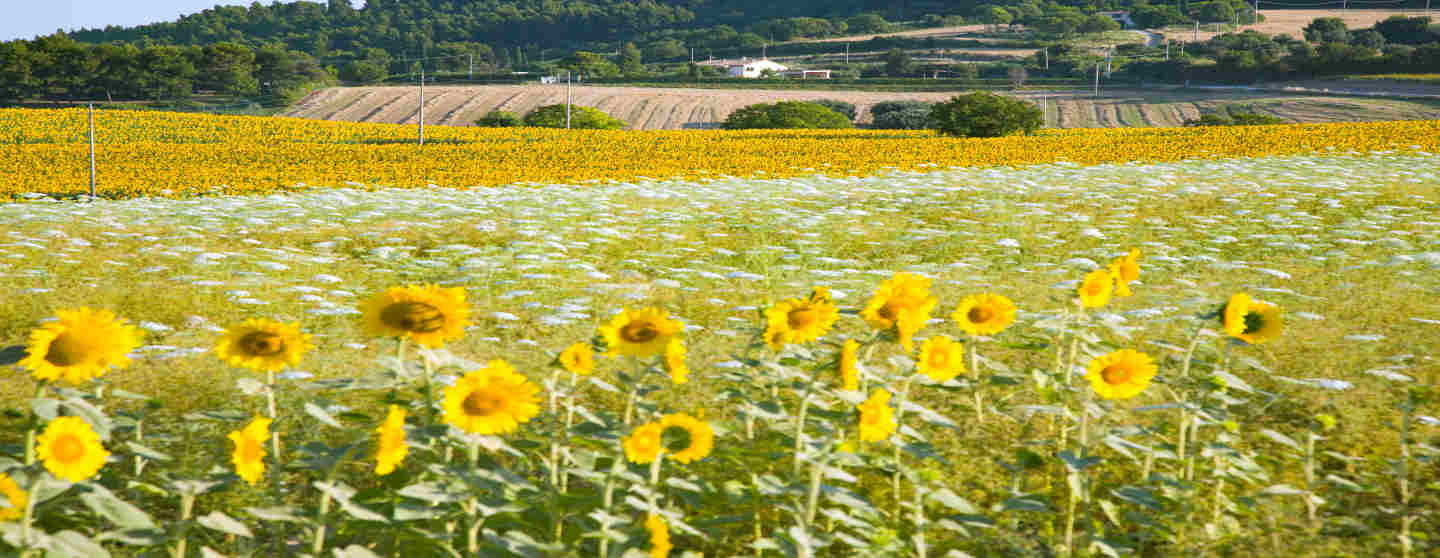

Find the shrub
[[522, 104, 627, 129], [871, 100, 935, 118], [722, 101, 854, 130], [928, 92, 1041, 137], [810, 99, 857, 121], [475, 110, 521, 127], [1184, 111, 1288, 127], [872, 106, 935, 129]]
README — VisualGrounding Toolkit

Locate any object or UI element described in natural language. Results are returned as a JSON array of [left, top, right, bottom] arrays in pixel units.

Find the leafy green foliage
[[475, 110, 522, 127], [927, 92, 1040, 137], [522, 104, 627, 130], [722, 101, 854, 130], [872, 106, 934, 129], [810, 99, 857, 121], [1184, 111, 1288, 127]]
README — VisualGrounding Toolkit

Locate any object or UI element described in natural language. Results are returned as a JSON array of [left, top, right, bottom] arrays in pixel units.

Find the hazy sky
[[2, 0, 363, 42]]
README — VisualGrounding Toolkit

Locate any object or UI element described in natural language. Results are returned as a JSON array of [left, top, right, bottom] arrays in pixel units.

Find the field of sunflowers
[[0, 107, 1438, 557]]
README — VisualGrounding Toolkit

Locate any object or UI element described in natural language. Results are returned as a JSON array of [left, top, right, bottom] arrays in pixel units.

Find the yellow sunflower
[[359, 284, 471, 348], [860, 272, 938, 352], [951, 293, 1018, 337], [20, 307, 143, 385], [658, 413, 714, 464], [598, 307, 684, 358], [213, 318, 313, 372], [1077, 269, 1114, 309], [1109, 264, 1133, 298], [1086, 349, 1158, 400], [623, 422, 664, 464], [36, 416, 110, 483], [646, 513, 673, 558], [442, 360, 542, 435], [916, 336, 965, 383], [839, 339, 860, 392], [0, 474, 28, 521], [1115, 247, 1142, 284], [762, 287, 840, 351], [663, 339, 689, 385], [1222, 293, 1284, 345], [858, 388, 897, 443], [228, 415, 271, 486], [557, 342, 595, 376], [374, 405, 408, 476]]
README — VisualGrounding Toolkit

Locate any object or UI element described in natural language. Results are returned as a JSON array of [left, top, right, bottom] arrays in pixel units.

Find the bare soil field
[[287, 84, 1440, 130], [1159, 9, 1427, 42]]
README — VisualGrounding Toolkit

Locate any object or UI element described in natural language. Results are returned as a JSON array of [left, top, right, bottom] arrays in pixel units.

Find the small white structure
[[727, 59, 788, 78], [780, 69, 832, 79]]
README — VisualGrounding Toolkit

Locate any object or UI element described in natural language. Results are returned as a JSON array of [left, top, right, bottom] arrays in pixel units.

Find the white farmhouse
[[727, 59, 788, 78]]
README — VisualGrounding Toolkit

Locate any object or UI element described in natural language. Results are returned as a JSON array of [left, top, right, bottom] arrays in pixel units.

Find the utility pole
[[1165, 39, 1170, 60], [565, 70, 572, 129], [1105, 46, 1112, 78], [88, 103, 96, 199], [845, 42, 850, 64], [1043, 47, 1049, 69], [690, 47, 694, 63], [1093, 62, 1100, 98], [418, 67, 425, 145], [468, 53, 473, 80], [1194, 21, 1199, 42]]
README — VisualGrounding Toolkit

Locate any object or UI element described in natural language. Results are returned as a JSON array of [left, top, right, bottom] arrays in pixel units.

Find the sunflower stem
[[560, 372, 578, 493], [24, 383, 45, 466], [312, 490, 333, 555], [19, 476, 37, 554], [465, 499, 484, 555], [647, 451, 665, 513], [803, 453, 823, 528], [265, 369, 280, 459], [970, 337, 983, 422], [422, 350, 436, 425], [548, 369, 562, 490], [792, 377, 816, 477], [891, 374, 916, 520], [913, 476, 928, 558], [597, 449, 624, 558], [172, 492, 195, 558]]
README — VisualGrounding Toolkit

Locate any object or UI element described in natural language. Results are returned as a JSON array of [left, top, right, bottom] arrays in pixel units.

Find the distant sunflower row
[[1, 108, 1438, 198]]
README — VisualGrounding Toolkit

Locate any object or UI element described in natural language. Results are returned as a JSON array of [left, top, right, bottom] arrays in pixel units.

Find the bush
[[475, 110, 521, 127], [722, 101, 854, 130], [872, 106, 935, 129], [928, 92, 1041, 137], [870, 100, 935, 118], [1183, 111, 1287, 127], [810, 99, 857, 121], [522, 104, 627, 129]]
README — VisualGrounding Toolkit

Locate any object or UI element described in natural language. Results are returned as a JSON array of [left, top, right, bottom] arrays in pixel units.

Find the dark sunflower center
[[44, 332, 94, 367], [52, 435, 85, 462], [1101, 365, 1133, 386], [462, 391, 503, 416], [967, 306, 994, 324], [1242, 312, 1265, 335], [787, 308, 818, 330], [661, 425, 692, 453], [381, 302, 445, 333], [877, 298, 907, 322], [620, 321, 659, 343], [238, 331, 285, 357]]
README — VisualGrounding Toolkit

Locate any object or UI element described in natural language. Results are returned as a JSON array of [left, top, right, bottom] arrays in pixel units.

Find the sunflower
[[36, 416, 110, 483], [916, 336, 965, 383], [598, 307, 684, 358], [623, 422, 665, 464], [1077, 269, 1114, 309], [228, 416, 271, 486], [663, 339, 689, 385], [839, 339, 860, 392], [374, 405, 408, 476], [658, 413, 714, 464], [646, 513, 673, 558], [213, 318, 313, 372], [860, 272, 938, 352], [763, 287, 839, 351], [0, 474, 26, 521], [1222, 293, 1284, 345], [858, 388, 897, 443], [951, 293, 1018, 337], [1086, 349, 1158, 400], [20, 307, 143, 385], [1115, 248, 1142, 284], [1109, 264, 1133, 298], [557, 342, 595, 376], [442, 360, 542, 435], [359, 284, 471, 348]]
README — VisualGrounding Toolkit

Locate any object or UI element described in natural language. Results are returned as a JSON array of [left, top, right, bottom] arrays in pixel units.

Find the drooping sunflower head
[[228, 415, 271, 486], [20, 307, 143, 385], [374, 405, 408, 476], [1109, 264, 1133, 298], [36, 416, 110, 483], [861, 273, 938, 342], [557, 342, 595, 376], [1116, 247, 1141, 284], [658, 413, 714, 464], [359, 284, 471, 348], [1222, 293, 1284, 345], [1086, 349, 1158, 400], [1077, 269, 1114, 309], [663, 339, 689, 385], [214, 318, 313, 372], [916, 336, 965, 383], [762, 287, 840, 351], [857, 388, 897, 443], [442, 360, 542, 435], [646, 513, 673, 558], [0, 474, 27, 521], [952, 293, 1018, 337], [839, 339, 860, 392], [623, 423, 664, 464], [598, 307, 684, 358]]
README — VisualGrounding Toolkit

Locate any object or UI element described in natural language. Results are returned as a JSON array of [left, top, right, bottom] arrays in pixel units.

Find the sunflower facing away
[[228, 415, 271, 486], [557, 342, 595, 376], [858, 388, 897, 443], [1086, 349, 1159, 400], [1222, 293, 1284, 345], [1109, 263, 1133, 298], [214, 318, 314, 372], [36, 416, 110, 483], [952, 293, 1018, 337], [916, 336, 966, 383], [1077, 269, 1115, 309], [374, 405, 408, 476], [0, 474, 26, 521], [1111, 248, 1141, 295], [663, 339, 689, 385], [442, 360, 542, 435], [359, 284, 471, 348], [646, 513, 673, 558], [20, 307, 143, 385], [598, 307, 684, 358], [839, 339, 860, 392], [861, 272, 938, 352], [763, 287, 840, 351]]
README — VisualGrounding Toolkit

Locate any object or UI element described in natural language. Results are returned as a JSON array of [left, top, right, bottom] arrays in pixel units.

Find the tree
[[0, 41, 35, 101], [872, 106, 934, 129], [884, 48, 913, 77], [523, 104, 627, 129], [138, 45, 197, 99], [618, 42, 643, 76], [847, 14, 891, 34], [979, 6, 1013, 32], [646, 39, 687, 60], [723, 101, 852, 129], [928, 92, 1041, 137], [1351, 29, 1386, 50], [809, 99, 856, 121], [1007, 66, 1028, 89], [1078, 14, 1120, 34], [1374, 16, 1437, 45], [475, 110, 521, 127], [1303, 17, 1349, 44], [200, 42, 259, 95], [340, 60, 386, 83], [558, 51, 619, 78], [1130, 5, 1190, 28]]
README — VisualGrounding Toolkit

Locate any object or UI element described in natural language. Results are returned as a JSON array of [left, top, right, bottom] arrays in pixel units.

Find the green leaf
[[1000, 495, 1052, 513], [1259, 429, 1302, 452], [31, 398, 59, 421], [80, 487, 156, 529], [0, 345, 26, 366], [61, 397, 112, 440], [304, 402, 344, 428], [198, 511, 254, 538], [245, 506, 309, 523], [928, 488, 980, 514], [47, 530, 112, 558], [333, 545, 384, 558], [398, 481, 466, 505], [235, 377, 267, 396], [1057, 450, 1102, 472], [124, 442, 172, 462], [96, 528, 167, 546]]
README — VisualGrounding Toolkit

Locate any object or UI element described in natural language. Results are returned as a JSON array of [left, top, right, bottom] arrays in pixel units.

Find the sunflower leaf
[[198, 511, 253, 538], [80, 485, 156, 529], [235, 378, 266, 396], [46, 530, 111, 558], [304, 402, 343, 428]]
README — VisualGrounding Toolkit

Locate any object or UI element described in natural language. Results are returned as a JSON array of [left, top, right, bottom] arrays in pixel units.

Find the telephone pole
[[88, 103, 96, 199], [418, 67, 425, 145], [565, 70, 572, 129], [467, 53, 473, 80], [1194, 21, 1199, 41], [1093, 62, 1100, 98]]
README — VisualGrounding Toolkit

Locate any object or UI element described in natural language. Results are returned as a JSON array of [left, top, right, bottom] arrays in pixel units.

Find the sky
[[2, 0, 362, 42]]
